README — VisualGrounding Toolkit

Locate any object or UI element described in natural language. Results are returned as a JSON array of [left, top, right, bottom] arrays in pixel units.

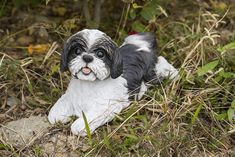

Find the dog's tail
[[122, 32, 157, 54]]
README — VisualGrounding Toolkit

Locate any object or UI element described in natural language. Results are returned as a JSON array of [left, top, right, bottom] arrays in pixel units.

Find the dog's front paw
[[71, 118, 96, 136], [71, 119, 87, 136], [48, 110, 70, 124]]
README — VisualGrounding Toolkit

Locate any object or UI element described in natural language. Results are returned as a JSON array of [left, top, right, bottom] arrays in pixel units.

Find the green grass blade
[[103, 132, 113, 151], [228, 100, 235, 123], [197, 60, 219, 76], [231, 99, 235, 109], [82, 111, 92, 145], [217, 40, 235, 53], [227, 108, 234, 123], [191, 104, 203, 125]]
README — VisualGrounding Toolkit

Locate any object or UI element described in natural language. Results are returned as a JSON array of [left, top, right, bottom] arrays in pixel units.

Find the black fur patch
[[114, 33, 162, 100], [60, 34, 87, 72]]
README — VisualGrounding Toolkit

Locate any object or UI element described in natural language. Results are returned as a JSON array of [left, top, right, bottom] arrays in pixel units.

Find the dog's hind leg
[[155, 56, 179, 81]]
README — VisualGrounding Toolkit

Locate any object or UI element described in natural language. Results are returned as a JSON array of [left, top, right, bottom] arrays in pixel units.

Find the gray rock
[[0, 116, 50, 147], [6, 96, 20, 107]]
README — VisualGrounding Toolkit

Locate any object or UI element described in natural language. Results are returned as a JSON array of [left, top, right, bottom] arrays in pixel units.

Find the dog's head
[[61, 29, 122, 81]]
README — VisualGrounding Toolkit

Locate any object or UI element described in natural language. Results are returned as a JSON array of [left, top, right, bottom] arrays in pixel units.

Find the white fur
[[69, 53, 110, 81], [48, 77, 129, 135], [155, 56, 179, 80], [122, 34, 151, 52], [68, 29, 105, 49], [138, 82, 148, 100]]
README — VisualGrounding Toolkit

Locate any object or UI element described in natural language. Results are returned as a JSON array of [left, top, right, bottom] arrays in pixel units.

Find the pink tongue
[[82, 67, 91, 75]]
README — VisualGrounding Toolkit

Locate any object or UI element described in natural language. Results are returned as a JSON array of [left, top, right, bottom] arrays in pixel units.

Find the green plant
[[82, 111, 93, 145]]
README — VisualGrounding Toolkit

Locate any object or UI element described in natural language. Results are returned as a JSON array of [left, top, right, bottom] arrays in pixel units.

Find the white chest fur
[[66, 77, 130, 116]]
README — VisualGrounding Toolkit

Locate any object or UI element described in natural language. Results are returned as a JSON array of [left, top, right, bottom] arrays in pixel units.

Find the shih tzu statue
[[48, 29, 178, 136]]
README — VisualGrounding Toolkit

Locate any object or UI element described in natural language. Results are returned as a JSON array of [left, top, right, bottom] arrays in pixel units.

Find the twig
[[40, 42, 59, 67], [0, 53, 5, 67]]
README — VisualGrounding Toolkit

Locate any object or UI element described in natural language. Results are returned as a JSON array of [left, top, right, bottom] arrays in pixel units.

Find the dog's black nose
[[82, 55, 93, 63]]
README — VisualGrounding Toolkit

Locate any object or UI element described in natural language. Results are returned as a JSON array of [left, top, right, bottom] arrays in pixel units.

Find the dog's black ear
[[60, 42, 69, 72], [111, 48, 123, 79]]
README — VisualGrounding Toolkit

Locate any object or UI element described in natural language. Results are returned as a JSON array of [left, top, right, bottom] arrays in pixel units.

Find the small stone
[[7, 96, 19, 107], [0, 116, 50, 147], [20, 104, 27, 111]]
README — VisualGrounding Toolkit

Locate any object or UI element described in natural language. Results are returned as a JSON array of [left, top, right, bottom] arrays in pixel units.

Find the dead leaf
[[27, 44, 51, 55]]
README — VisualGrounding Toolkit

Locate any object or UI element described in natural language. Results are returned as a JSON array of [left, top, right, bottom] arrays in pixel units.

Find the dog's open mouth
[[82, 67, 92, 75]]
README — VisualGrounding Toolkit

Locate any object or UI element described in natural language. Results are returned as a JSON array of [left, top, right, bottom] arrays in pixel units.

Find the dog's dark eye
[[74, 47, 83, 55], [96, 49, 105, 58]]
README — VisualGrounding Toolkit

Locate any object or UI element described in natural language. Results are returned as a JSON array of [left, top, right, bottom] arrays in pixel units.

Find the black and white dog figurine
[[48, 29, 178, 136]]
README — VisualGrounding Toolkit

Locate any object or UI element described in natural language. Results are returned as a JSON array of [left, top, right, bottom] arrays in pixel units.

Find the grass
[[0, 0, 234, 156]]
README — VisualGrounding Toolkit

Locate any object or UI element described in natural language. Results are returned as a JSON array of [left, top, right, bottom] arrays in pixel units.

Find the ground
[[0, 0, 234, 156]]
